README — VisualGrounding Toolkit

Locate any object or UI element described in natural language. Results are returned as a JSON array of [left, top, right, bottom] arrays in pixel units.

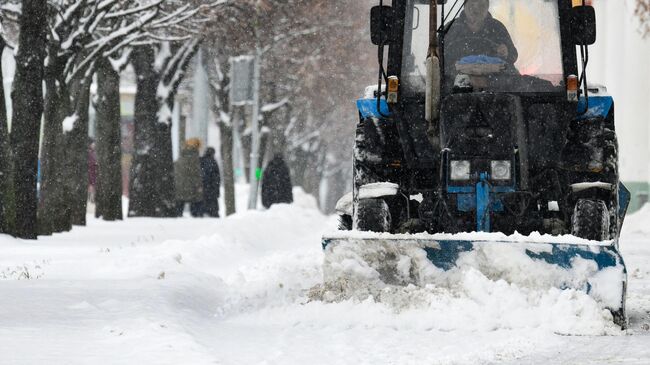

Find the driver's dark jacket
[[444, 13, 518, 65]]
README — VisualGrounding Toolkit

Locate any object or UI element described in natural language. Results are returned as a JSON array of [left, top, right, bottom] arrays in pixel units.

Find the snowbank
[[1, 187, 648, 364]]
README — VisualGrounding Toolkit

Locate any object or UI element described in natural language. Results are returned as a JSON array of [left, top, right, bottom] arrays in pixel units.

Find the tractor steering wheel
[[445, 36, 504, 64]]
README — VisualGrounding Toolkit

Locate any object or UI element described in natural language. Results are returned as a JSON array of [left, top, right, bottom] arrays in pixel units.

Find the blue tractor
[[324, 0, 630, 327]]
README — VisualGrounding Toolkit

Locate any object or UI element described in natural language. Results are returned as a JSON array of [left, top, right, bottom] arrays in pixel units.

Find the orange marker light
[[567, 74, 579, 102], [387, 76, 399, 104], [572, 0, 593, 7]]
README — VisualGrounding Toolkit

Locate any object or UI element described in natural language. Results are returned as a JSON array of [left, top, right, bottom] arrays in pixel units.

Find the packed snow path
[[1, 191, 649, 364]]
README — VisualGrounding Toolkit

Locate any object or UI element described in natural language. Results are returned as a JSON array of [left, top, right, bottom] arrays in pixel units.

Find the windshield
[[401, 0, 564, 94]]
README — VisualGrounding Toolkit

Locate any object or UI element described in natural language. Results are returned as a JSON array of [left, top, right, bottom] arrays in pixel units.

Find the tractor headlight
[[490, 160, 511, 181], [450, 160, 471, 181]]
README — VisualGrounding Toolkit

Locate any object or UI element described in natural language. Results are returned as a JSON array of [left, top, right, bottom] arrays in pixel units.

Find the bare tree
[[38, 0, 161, 234], [10, 0, 47, 239], [0, 5, 20, 235], [94, 53, 130, 221], [0, 30, 14, 234], [126, 2, 218, 217], [204, 55, 236, 216]]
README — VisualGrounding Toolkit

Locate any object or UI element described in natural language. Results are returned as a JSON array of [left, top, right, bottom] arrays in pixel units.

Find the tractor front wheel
[[354, 198, 392, 233], [571, 199, 610, 241]]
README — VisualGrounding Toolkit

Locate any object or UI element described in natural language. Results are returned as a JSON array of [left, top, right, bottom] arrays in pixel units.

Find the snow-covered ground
[[1, 187, 649, 364]]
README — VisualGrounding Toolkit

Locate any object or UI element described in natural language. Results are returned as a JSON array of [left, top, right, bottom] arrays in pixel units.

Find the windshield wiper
[[439, 0, 466, 36]]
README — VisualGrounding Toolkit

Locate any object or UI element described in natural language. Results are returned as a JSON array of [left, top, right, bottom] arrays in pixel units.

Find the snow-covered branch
[[156, 37, 202, 125], [261, 98, 289, 113], [104, 0, 163, 19], [64, 3, 160, 83]]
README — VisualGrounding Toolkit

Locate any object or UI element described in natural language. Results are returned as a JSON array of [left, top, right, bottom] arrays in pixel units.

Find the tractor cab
[[381, 0, 593, 97], [400, 0, 568, 96]]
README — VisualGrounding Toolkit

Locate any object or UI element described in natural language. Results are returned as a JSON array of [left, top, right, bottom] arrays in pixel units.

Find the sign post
[[229, 54, 261, 210]]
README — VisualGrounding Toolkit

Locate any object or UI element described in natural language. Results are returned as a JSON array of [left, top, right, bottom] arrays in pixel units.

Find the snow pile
[[314, 238, 623, 335]]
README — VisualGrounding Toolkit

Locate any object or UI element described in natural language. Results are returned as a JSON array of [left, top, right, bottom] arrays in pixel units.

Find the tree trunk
[[0, 39, 15, 234], [208, 65, 236, 216], [10, 0, 47, 239], [156, 97, 178, 217], [66, 76, 92, 226], [95, 58, 123, 221], [128, 46, 162, 217], [39, 72, 72, 235]]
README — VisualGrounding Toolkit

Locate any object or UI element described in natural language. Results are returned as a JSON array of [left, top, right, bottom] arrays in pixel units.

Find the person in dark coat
[[444, 0, 518, 71], [174, 139, 203, 217], [200, 147, 221, 217], [261, 154, 293, 209]]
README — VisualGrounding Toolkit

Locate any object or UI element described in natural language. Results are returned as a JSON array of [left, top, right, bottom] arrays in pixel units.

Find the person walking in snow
[[174, 139, 203, 217], [200, 147, 221, 217], [261, 154, 293, 209]]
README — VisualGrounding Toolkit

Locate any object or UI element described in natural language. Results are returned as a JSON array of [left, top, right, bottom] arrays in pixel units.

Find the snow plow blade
[[321, 232, 627, 327]]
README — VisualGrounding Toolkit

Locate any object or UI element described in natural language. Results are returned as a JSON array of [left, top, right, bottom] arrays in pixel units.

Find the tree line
[[0, 0, 225, 239], [0, 0, 375, 239]]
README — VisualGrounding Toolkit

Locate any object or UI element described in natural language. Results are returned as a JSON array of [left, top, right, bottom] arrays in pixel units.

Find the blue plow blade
[[321, 232, 627, 320]]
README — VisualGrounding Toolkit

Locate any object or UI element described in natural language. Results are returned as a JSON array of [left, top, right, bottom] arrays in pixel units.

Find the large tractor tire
[[571, 199, 610, 241], [353, 117, 385, 190], [352, 118, 393, 233], [354, 198, 392, 233]]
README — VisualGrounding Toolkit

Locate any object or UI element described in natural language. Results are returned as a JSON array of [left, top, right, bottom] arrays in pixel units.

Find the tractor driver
[[444, 0, 518, 72]]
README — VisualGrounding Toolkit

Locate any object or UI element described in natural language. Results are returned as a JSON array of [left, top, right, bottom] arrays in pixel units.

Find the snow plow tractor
[[324, 0, 631, 327]]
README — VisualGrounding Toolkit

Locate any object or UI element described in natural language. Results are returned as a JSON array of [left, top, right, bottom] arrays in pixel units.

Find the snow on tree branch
[[104, 1, 162, 19], [62, 2, 160, 83], [156, 36, 202, 125], [43, 0, 225, 86], [261, 98, 289, 113]]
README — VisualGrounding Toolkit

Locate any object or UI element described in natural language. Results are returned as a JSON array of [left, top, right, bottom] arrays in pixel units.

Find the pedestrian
[[200, 147, 221, 217], [261, 154, 293, 209], [174, 138, 203, 217]]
